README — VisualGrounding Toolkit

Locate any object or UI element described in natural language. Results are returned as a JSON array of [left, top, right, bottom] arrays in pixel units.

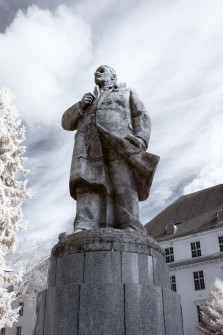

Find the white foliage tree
[[197, 278, 223, 334], [7, 238, 50, 309], [0, 88, 33, 328]]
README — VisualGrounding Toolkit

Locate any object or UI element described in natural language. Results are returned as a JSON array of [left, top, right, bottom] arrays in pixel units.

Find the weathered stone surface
[[122, 252, 139, 283], [150, 247, 165, 259], [35, 230, 183, 335], [52, 228, 163, 258], [121, 252, 153, 284], [153, 255, 170, 289], [138, 254, 153, 285], [47, 257, 57, 287], [162, 288, 184, 335], [62, 65, 159, 233], [33, 290, 47, 335], [44, 285, 79, 335], [79, 283, 124, 335], [56, 253, 84, 285], [125, 284, 165, 335], [84, 251, 121, 283]]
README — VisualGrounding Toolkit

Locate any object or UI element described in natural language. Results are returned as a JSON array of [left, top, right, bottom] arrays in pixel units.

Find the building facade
[[2, 184, 223, 334], [146, 184, 223, 335], [1, 259, 48, 335], [1, 301, 34, 335]]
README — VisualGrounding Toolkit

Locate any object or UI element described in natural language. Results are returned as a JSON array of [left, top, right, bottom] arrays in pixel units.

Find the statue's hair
[[96, 65, 118, 84]]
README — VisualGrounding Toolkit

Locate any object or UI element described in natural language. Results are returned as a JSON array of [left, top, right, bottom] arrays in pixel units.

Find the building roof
[[146, 184, 223, 241]]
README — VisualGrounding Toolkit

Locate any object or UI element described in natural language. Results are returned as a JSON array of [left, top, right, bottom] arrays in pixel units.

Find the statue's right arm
[[61, 102, 84, 131]]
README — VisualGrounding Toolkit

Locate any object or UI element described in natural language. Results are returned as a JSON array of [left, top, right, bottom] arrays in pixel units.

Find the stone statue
[[62, 65, 159, 234]]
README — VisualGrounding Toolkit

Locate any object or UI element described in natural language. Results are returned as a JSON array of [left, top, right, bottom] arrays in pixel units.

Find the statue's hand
[[125, 135, 146, 150], [80, 92, 95, 110]]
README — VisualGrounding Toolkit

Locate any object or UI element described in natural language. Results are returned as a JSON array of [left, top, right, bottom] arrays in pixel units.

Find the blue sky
[[1, 0, 223, 244]]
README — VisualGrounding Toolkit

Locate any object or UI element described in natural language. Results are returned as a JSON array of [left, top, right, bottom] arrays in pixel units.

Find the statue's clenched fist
[[80, 92, 95, 110], [125, 134, 147, 150]]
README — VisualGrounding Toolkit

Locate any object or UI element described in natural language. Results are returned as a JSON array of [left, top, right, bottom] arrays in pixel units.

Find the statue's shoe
[[122, 226, 135, 232], [74, 220, 98, 231], [74, 228, 85, 233]]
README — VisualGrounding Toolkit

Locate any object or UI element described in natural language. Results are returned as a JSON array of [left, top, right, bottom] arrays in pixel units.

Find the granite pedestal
[[33, 229, 183, 335]]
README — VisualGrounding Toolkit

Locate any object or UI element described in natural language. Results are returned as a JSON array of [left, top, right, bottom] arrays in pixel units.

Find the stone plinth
[[33, 229, 183, 335]]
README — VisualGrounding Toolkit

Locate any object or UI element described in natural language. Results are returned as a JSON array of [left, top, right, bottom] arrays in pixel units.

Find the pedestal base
[[34, 229, 183, 335]]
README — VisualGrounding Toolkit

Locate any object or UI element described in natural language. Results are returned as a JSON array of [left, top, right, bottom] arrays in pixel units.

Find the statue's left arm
[[61, 102, 84, 131], [129, 90, 151, 150]]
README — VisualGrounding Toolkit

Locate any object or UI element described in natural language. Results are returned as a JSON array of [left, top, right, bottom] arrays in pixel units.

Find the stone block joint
[[34, 229, 183, 335]]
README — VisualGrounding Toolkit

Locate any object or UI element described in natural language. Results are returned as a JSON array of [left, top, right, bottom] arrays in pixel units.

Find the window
[[193, 271, 205, 290], [170, 276, 177, 292], [19, 302, 24, 316], [1, 328, 6, 335], [16, 327, 22, 335], [218, 236, 223, 252], [165, 247, 174, 263], [191, 241, 202, 258], [197, 305, 203, 323]]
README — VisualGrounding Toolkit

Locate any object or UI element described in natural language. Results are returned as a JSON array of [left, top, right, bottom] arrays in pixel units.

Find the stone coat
[[62, 86, 151, 200]]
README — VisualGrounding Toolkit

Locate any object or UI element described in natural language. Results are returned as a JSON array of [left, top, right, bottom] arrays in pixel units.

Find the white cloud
[[0, 4, 93, 124], [22, 127, 76, 241], [94, 0, 223, 220], [1, 0, 223, 236], [183, 111, 223, 194]]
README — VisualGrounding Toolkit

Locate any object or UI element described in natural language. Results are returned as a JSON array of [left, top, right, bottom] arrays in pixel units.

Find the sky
[[1, 0, 223, 245]]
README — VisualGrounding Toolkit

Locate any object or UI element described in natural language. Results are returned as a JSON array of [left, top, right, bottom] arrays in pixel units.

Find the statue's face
[[94, 65, 115, 87]]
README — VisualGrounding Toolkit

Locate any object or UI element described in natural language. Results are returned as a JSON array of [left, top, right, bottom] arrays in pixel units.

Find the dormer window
[[217, 209, 223, 222], [166, 223, 178, 235]]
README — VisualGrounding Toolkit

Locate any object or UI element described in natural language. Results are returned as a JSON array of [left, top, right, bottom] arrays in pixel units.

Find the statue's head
[[94, 65, 117, 88]]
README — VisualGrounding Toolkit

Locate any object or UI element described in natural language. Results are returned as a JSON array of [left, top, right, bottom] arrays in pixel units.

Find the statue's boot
[[108, 159, 146, 234], [116, 203, 146, 234], [74, 187, 104, 231]]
